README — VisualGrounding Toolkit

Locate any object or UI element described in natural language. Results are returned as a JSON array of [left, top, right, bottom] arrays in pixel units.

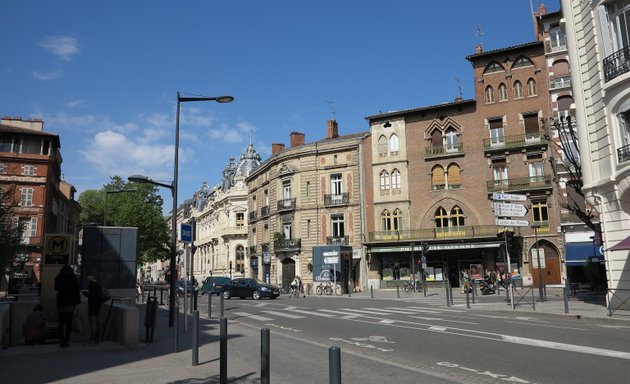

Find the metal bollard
[[563, 283, 569, 314], [445, 280, 451, 307], [472, 280, 476, 304], [370, 285, 373, 299], [192, 311, 199, 366], [220, 317, 228, 384], [261, 328, 270, 384], [160, 287, 164, 305], [194, 292, 198, 311], [208, 292, 212, 318], [153, 287, 157, 298], [449, 284, 454, 305], [173, 299, 179, 353], [220, 293, 225, 318], [396, 284, 400, 298], [329, 346, 341, 384], [466, 289, 470, 309]]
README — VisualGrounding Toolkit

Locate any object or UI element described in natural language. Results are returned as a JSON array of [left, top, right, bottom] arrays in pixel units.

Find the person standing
[[83, 272, 104, 343], [54, 264, 80, 347]]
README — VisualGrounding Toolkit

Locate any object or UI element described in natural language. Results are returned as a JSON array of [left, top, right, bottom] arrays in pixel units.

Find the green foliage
[[0, 187, 25, 276], [78, 176, 171, 264]]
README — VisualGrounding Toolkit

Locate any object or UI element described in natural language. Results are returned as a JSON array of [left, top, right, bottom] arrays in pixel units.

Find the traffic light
[[505, 231, 522, 259]]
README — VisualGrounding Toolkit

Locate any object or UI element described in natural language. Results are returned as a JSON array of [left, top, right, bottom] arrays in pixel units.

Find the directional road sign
[[492, 193, 527, 202], [496, 218, 529, 227], [493, 202, 529, 217], [179, 223, 192, 243]]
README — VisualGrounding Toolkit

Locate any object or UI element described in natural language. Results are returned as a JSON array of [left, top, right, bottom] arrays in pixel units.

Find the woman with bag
[[55, 264, 80, 347]]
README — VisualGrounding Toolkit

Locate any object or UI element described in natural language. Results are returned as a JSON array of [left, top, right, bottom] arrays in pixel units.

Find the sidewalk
[[2, 287, 628, 383]]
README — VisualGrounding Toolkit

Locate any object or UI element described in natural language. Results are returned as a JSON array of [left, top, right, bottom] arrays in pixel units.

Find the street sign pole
[[504, 228, 515, 310]]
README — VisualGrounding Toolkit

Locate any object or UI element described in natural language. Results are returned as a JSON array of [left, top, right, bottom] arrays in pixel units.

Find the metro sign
[[493, 202, 529, 217]]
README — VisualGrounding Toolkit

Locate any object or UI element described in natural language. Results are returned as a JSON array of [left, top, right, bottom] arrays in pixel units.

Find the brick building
[[0, 117, 80, 289]]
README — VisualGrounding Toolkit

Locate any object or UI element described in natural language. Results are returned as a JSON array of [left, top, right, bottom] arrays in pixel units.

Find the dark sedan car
[[200, 276, 231, 295], [221, 278, 280, 300]]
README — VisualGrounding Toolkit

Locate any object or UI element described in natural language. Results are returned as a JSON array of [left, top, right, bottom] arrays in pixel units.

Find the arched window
[[391, 169, 401, 190], [381, 209, 392, 231], [434, 207, 448, 229], [513, 81, 523, 98], [483, 62, 505, 74], [527, 78, 537, 96], [235, 245, 245, 274], [512, 56, 534, 69], [447, 163, 461, 189], [389, 134, 399, 154], [444, 128, 458, 151], [432, 165, 446, 190], [450, 206, 465, 227], [485, 86, 494, 103], [392, 208, 403, 231], [498, 83, 508, 101], [379, 170, 390, 191], [378, 135, 388, 156]]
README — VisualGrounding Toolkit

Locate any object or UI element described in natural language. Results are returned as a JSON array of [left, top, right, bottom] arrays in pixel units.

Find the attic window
[[484, 62, 505, 75], [512, 56, 534, 69]]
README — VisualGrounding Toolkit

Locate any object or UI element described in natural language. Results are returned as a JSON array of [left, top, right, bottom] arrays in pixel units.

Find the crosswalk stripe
[[288, 309, 336, 318], [339, 308, 392, 316], [364, 307, 419, 314], [232, 312, 274, 322], [261, 310, 305, 319]]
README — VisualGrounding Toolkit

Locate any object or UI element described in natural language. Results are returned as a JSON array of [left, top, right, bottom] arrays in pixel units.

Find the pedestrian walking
[[54, 264, 81, 347], [83, 272, 104, 343]]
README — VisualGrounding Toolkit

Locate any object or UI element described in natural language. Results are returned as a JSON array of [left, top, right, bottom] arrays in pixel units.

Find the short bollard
[[445, 280, 451, 307], [192, 311, 199, 366], [563, 283, 569, 314], [261, 328, 270, 384], [449, 284, 454, 305], [466, 289, 470, 309], [220, 293, 225, 318], [145, 296, 158, 342], [396, 284, 400, 298], [160, 287, 164, 305], [329, 346, 341, 384], [207, 292, 212, 318], [220, 317, 227, 384], [370, 285, 374, 299], [174, 299, 179, 353], [472, 280, 476, 304]]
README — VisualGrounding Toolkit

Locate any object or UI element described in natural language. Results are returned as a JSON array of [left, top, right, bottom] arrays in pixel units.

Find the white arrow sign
[[496, 218, 529, 227], [493, 202, 529, 217], [492, 193, 527, 202]]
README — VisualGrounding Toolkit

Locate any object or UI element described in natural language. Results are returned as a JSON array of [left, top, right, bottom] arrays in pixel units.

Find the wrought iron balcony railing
[[248, 245, 257, 255], [604, 46, 630, 82], [425, 142, 464, 158], [483, 132, 547, 152], [277, 198, 296, 212], [618, 144, 630, 164], [248, 211, 257, 223], [326, 236, 349, 245], [368, 225, 507, 242], [273, 238, 301, 251], [486, 175, 552, 193], [324, 193, 349, 207], [260, 205, 270, 218]]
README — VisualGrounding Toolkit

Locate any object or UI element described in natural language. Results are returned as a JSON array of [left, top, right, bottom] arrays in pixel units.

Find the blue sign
[[179, 223, 192, 243]]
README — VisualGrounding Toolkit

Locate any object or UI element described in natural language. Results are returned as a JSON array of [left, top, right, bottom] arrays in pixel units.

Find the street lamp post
[[531, 223, 544, 302], [103, 189, 137, 226]]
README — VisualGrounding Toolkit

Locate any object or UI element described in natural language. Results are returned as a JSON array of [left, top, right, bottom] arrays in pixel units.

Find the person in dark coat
[[54, 264, 80, 347], [83, 272, 103, 343]]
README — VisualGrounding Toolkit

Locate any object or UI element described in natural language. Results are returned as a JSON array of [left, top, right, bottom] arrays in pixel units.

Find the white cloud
[[32, 70, 61, 81], [207, 121, 256, 144], [65, 100, 84, 108], [39, 35, 79, 61]]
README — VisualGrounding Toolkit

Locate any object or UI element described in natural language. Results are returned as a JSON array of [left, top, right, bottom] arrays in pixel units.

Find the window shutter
[[432, 167, 445, 186], [448, 164, 461, 185], [598, 5, 613, 56]]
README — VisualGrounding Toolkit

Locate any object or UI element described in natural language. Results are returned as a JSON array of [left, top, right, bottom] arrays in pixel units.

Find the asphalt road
[[195, 293, 630, 384]]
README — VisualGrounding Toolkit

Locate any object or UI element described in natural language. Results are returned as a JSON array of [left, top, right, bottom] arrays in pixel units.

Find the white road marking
[[501, 334, 630, 360], [410, 316, 479, 325], [288, 309, 336, 318], [232, 312, 274, 322], [339, 308, 392, 315], [429, 326, 448, 331], [364, 307, 419, 314], [261, 310, 305, 319]]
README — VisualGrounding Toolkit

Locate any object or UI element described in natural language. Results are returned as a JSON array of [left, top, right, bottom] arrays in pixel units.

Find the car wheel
[[270, 295, 277, 300], [252, 290, 261, 300], [223, 290, 231, 300]]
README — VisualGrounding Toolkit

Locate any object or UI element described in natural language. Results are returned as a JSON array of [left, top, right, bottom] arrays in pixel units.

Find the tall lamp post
[[103, 188, 137, 226], [531, 223, 545, 302]]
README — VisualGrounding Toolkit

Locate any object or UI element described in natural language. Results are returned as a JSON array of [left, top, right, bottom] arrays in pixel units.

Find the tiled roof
[[465, 41, 543, 60], [365, 99, 476, 121], [0, 124, 61, 146]]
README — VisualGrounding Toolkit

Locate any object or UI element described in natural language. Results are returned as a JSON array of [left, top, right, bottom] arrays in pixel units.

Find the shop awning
[[609, 235, 630, 251], [565, 242, 601, 266]]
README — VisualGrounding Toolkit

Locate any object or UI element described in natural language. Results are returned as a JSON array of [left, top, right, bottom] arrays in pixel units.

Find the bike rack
[[607, 288, 630, 316]]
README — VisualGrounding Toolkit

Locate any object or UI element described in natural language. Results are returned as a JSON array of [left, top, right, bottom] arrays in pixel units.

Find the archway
[[281, 258, 296, 292], [529, 240, 561, 285]]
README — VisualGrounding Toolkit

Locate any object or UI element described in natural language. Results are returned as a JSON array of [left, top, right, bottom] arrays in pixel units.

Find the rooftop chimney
[[474, 44, 483, 54], [327, 120, 339, 139], [290, 132, 305, 147], [272, 143, 285, 154]]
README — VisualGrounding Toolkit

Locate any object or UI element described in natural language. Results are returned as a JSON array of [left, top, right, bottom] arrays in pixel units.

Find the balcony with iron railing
[[277, 198, 296, 212], [248, 211, 257, 223], [324, 193, 349, 207], [604, 46, 630, 82], [549, 75, 571, 90], [618, 144, 630, 164], [486, 175, 553, 193], [483, 131, 547, 152], [260, 205, 270, 218], [248, 245, 257, 255], [326, 236, 349, 246], [273, 238, 301, 251], [425, 143, 464, 159], [367, 225, 508, 243]]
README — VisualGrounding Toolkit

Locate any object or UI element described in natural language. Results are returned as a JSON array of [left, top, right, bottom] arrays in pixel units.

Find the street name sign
[[492, 193, 527, 202], [493, 202, 529, 217], [496, 218, 529, 227], [179, 223, 192, 243]]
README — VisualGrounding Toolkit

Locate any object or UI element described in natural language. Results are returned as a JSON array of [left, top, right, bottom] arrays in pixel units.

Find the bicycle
[[316, 281, 342, 296], [288, 285, 301, 297], [402, 280, 424, 293]]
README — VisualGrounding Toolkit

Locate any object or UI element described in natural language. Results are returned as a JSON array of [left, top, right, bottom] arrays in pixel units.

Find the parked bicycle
[[402, 280, 424, 293], [316, 281, 342, 296]]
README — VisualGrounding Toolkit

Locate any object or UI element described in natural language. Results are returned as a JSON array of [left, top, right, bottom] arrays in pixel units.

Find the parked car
[[200, 276, 231, 295], [221, 278, 280, 300], [176, 280, 199, 296]]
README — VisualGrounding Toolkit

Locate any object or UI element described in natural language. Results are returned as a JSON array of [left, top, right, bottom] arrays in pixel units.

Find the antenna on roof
[[249, 130, 253, 145], [475, 23, 484, 50], [454, 77, 463, 99], [326, 100, 336, 120]]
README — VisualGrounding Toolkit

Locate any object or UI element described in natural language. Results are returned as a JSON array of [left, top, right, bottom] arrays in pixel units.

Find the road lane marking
[[339, 308, 392, 315], [288, 309, 336, 317], [501, 334, 630, 360], [261, 310, 305, 319], [232, 312, 274, 322], [410, 316, 479, 325], [506, 321, 587, 331], [364, 307, 419, 314]]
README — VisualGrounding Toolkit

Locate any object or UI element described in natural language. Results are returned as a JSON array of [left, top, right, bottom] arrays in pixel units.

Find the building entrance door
[[281, 258, 296, 292]]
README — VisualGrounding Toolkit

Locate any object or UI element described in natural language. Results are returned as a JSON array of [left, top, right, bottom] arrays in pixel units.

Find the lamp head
[[128, 174, 150, 184], [215, 95, 235, 103]]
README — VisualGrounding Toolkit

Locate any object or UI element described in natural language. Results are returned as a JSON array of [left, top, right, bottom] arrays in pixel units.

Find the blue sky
[[1, 0, 559, 210]]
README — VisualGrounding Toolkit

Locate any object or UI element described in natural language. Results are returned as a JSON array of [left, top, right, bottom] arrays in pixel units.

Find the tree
[[78, 176, 171, 264], [543, 116, 598, 231], [0, 187, 25, 280]]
